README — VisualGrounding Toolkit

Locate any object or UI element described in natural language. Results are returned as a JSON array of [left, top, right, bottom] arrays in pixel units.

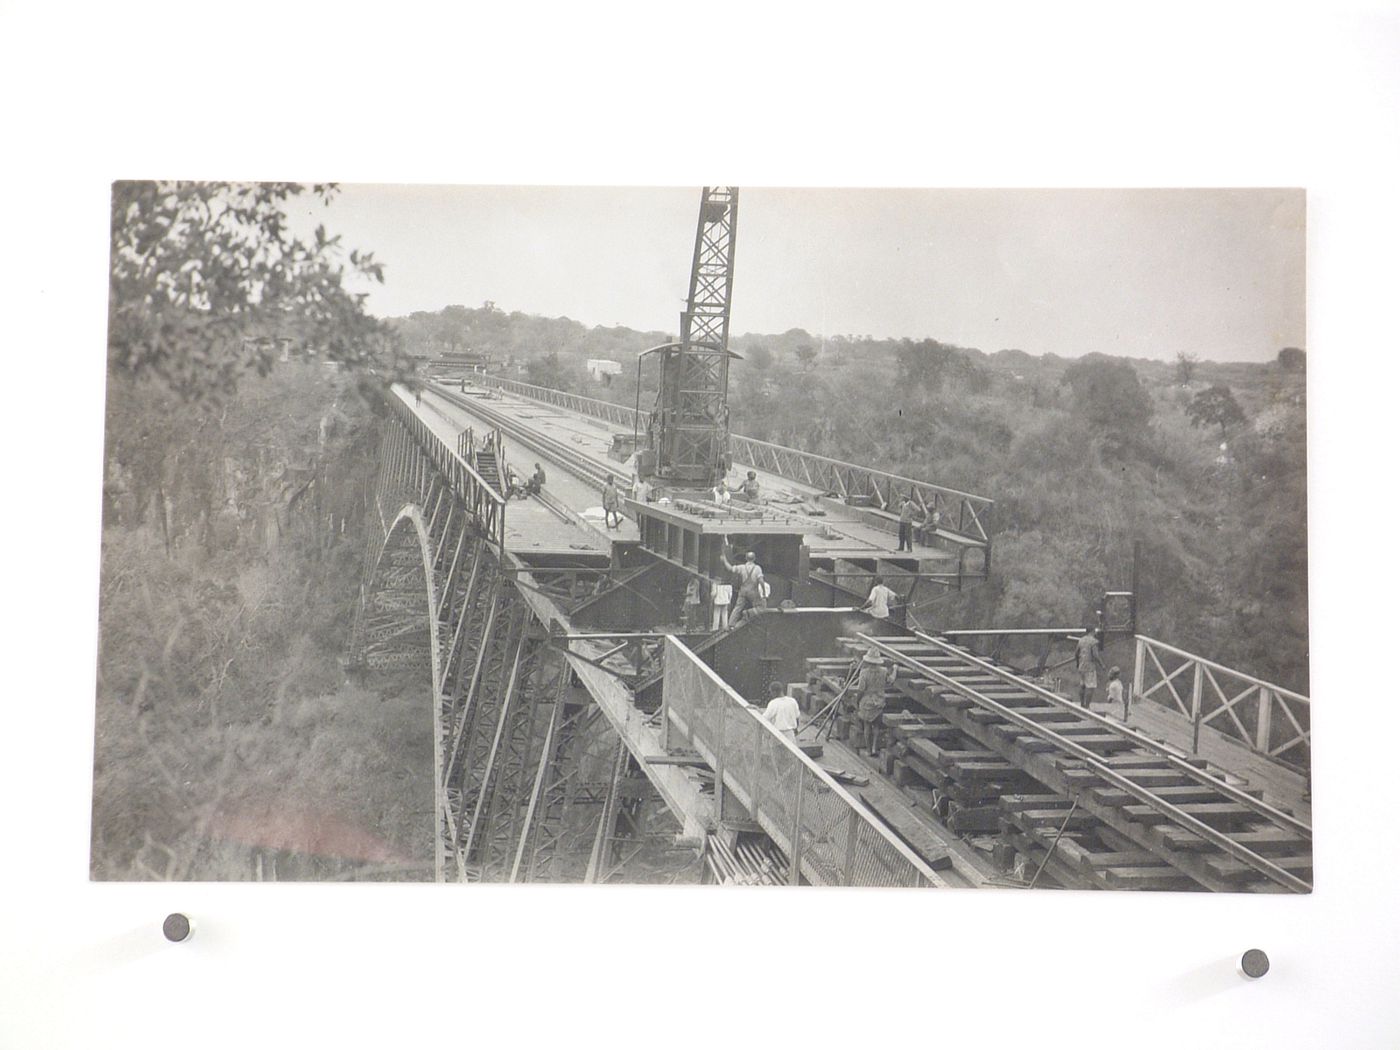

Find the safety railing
[[474, 374, 994, 549], [477, 375, 645, 429], [1133, 635, 1310, 769], [727, 435, 993, 548], [391, 389, 507, 549], [661, 637, 940, 887]]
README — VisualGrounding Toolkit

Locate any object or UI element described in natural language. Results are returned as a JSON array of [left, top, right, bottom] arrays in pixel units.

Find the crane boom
[[641, 186, 738, 490]]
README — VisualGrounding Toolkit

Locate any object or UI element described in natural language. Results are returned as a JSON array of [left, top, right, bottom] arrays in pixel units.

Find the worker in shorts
[[602, 477, 622, 529], [761, 681, 802, 745], [1074, 628, 1107, 708], [853, 646, 896, 755], [1106, 666, 1126, 720]]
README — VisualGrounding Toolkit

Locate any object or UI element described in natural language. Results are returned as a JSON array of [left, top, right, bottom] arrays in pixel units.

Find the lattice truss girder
[[357, 413, 696, 882], [649, 186, 738, 485]]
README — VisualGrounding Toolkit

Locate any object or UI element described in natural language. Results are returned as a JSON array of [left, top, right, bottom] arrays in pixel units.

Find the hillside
[[390, 305, 1309, 692]]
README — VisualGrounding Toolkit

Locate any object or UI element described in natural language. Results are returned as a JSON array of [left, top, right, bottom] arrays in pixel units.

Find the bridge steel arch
[[351, 391, 642, 883]]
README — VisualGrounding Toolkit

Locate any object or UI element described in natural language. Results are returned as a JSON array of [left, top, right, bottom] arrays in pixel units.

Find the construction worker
[[896, 495, 923, 552], [1075, 628, 1107, 708], [853, 646, 896, 754], [761, 681, 801, 745], [1106, 665, 1126, 720], [683, 576, 703, 630], [525, 462, 546, 496], [602, 477, 622, 529], [861, 575, 899, 620], [722, 549, 766, 624], [741, 470, 761, 502], [710, 580, 732, 630]]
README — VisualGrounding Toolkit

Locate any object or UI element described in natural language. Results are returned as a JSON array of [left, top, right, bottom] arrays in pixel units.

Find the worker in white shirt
[[861, 576, 899, 620], [761, 681, 802, 744], [1106, 666, 1126, 720]]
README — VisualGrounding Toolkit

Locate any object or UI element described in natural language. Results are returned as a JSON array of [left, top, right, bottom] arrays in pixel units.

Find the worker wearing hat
[[852, 646, 896, 755]]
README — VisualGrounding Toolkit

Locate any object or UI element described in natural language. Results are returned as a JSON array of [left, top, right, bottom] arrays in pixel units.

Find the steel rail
[[432, 385, 626, 492], [471, 374, 995, 543], [858, 633, 1311, 893], [906, 630, 1311, 840]]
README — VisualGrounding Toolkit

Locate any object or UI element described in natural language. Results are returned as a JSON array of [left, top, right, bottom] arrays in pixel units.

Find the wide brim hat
[[862, 646, 884, 664]]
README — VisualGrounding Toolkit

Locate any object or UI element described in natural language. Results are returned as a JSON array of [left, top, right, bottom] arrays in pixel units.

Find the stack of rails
[[805, 633, 1312, 893], [704, 834, 788, 886]]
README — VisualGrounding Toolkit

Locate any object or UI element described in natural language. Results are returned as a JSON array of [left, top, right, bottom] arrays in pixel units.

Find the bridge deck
[[414, 388, 631, 558], [423, 382, 957, 568]]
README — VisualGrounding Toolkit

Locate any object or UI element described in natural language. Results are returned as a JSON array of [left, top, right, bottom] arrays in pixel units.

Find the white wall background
[[2, 2, 1397, 1047]]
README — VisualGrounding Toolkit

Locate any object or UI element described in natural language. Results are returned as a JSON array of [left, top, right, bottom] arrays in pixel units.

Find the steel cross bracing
[[850, 632, 1312, 893], [649, 186, 738, 487], [354, 395, 684, 883], [511, 702, 610, 882]]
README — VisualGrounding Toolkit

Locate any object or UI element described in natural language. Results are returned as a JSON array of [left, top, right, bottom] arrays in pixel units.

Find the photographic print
[[92, 183, 1309, 890]]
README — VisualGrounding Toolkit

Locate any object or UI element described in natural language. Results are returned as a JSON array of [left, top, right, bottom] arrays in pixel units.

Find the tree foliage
[[1187, 383, 1247, 438], [108, 181, 389, 401], [745, 344, 774, 371], [1060, 355, 1153, 439], [1277, 346, 1306, 372], [1175, 351, 1199, 385]]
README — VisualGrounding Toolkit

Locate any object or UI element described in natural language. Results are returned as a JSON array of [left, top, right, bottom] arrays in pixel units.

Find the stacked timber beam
[[803, 634, 1313, 893]]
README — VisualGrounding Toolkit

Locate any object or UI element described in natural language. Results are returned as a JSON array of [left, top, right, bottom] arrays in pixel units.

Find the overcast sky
[[289, 186, 1304, 363]]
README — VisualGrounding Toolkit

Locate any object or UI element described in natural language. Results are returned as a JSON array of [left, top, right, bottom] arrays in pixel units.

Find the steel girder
[[356, 411, 693, 883]]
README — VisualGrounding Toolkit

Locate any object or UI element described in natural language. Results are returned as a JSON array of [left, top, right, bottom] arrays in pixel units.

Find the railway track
[[430, 382, 628, 491], [818, 631, 1312, 892], [427, 381, 1313, 892]]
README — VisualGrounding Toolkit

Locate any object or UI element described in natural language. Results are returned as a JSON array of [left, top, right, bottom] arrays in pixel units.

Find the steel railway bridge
[[347, 380, 1312, 891]]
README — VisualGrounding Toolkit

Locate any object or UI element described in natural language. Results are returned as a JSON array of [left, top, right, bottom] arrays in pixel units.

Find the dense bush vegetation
[[93, 182, 432, 880], [92, 365, 434, 880]]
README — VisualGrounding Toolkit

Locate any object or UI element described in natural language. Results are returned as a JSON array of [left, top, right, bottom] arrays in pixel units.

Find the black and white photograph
[[91, 183, 1310, 891], [8, 5, 1400, 1046]]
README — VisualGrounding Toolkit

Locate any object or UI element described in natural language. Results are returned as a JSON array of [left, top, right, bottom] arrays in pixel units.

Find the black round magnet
[[1240, 948, 1269, 979], [162, 913, 193, 943]]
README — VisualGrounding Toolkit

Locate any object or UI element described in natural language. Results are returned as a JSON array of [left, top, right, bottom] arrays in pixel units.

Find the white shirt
[[1107, 680, 1124, 706], [762, 695, 801, 736], [866, 584, 897, 619]]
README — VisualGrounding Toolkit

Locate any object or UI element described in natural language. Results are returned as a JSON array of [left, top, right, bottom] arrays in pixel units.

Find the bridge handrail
[[477, 375, 645, 429], [391, 389, 507, 549], [1132, 634, 1310, 767], [727, 433, 993, 546], [475, 374, 994, 546], [661, 636, 941, 887]]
